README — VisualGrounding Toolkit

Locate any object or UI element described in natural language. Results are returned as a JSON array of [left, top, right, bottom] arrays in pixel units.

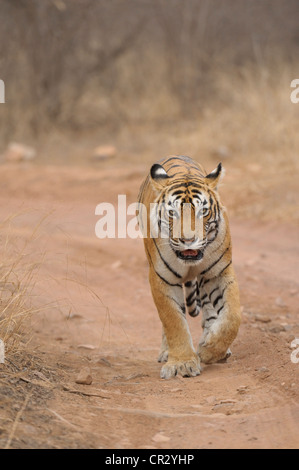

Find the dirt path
[[0, 163, 298, 449]]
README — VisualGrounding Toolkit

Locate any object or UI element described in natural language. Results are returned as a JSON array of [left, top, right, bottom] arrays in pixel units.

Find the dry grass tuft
[[0, 215, 45, 358]]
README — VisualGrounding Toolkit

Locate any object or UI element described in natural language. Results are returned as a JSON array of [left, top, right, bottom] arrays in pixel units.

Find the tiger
[[137, 155, 241, 379]]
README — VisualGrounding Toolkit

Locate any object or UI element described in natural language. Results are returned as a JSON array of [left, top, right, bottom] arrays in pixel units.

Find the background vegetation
[[0, 0, 298, 145]]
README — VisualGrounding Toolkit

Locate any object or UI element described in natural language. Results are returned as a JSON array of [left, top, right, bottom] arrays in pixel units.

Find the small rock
[[152, 433, 170, 443], [256, 367, 269, 373], [3, 142, 36, 162], [287, 335, 296, 345], [237, 385, 249, 394], [92, 145, 116, 161], [255, 314, 271, 323], [218, 399, 237, 405], [77, 344, 96, 350], [205, 396, 217, 404], [281, 324, 293, 332], [68, 313, 83, 320], [275, 297, 286, 308], [75, 367, 92, 385], [111, 260, 122, 269], [268, 324, 285, 334]]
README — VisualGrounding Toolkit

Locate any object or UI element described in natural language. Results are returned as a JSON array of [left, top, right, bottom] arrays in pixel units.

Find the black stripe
[[162, 156, 185, 166], [172, 190, 185, 196], [186, 289, 196, 303], [200, 245, 230, 275], [218, 260, 232, 276], [217, 305, 224, 315], [216, 199, 220, 219], [213, 294, 223, 308], [166, 295, 185, 314], [145, 246, 182, 287], [191, 190, 202, 195], [187, 297, 197, 307], [188, 307, 197, 316], [153, 238, 182, 279], [209, 287, 218, 299], [185, 183, 205, 190], [185, 281, 192, 287], [206, 316, 217, 322], [155, 270, 182, 287], [166, 182, 189, 192], [211, 280, 234, 309], [210, 228, 227, 255]]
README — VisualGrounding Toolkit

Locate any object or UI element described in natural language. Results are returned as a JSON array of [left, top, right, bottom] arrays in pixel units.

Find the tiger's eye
[[198, 207, 209, 217]]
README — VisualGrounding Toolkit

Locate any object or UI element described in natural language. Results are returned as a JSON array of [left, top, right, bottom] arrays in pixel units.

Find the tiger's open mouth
[[177, 249, 203, 261]]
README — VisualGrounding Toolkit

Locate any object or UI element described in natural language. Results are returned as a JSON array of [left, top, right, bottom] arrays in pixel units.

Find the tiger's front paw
[[160, 355, 201, 379]]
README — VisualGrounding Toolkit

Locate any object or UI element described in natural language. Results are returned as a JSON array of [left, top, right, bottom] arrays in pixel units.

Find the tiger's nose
[[179, 236, 195, 245]]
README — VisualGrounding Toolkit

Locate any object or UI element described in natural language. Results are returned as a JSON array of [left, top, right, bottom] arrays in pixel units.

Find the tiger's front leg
[[149, 268, 201, 379], [198, 267, 241, 364], [157, 328, 169, 363]]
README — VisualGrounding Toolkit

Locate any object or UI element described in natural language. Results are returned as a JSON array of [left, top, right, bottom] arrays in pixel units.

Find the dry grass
[[0, 215, 46, 358]]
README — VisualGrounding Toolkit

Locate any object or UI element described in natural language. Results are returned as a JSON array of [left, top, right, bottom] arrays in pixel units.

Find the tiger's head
[[149, 162, 224, 263]]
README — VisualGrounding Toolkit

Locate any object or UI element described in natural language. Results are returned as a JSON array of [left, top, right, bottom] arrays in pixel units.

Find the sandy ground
[[0, 160, 298, 449]]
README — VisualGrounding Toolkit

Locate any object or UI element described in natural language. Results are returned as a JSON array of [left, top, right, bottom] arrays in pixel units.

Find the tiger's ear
[[150, 163, 170, 188], [205, 163, 224, 190]]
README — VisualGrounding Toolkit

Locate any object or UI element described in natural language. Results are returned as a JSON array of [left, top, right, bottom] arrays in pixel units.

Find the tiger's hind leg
[[197, 269, 241, 364]]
